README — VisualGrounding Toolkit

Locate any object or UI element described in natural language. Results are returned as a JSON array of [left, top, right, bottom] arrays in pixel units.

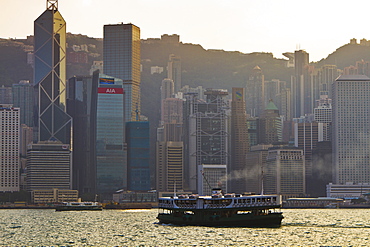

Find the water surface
[[1, 208, 370, 245]]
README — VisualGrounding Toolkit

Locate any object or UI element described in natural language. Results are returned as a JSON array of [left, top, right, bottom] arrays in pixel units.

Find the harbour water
[[1, 208, 370, 246]]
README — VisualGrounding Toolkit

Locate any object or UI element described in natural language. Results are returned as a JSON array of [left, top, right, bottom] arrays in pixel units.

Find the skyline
[[1, 0, 370, 62]]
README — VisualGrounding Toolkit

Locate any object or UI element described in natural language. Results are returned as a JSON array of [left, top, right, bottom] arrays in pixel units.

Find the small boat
[[157, 188, 283, 227], [55, 201, 103, 211]]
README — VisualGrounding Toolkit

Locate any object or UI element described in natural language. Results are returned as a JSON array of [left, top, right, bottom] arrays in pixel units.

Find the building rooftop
[[265, 100, 279, 111], [335, 74, 370, 81]]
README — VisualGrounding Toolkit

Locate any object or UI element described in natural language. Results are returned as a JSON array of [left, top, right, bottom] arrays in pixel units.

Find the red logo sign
[[98, 88, 124, 94]]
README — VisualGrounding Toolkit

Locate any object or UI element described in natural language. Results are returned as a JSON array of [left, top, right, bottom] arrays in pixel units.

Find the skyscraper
[[280, 88, 292, 121], [332, 75, 370, 184], [246, 66, 265, 117], [67, 73, 99, 196], [34, 0, 71, 143], [0, 105, 20, 192], [161, 78, 174, 102], [103, 23, 141, 122], [156, 141, 184, 192], [293, 50, 309, 118], [356, 60, 370, 77], [265, 147, 305, 199], [314, 95, 332, 141], [264, 79, 287, 109], [12, 80, 34, 127], [245, 144, 273, 194], [311, 141, 332, 197], [314, 95, 332, 123], [247, 116, 258, 147], [126, 121, 151, 191], [317, 64, 339, 98], [294, 121, 327, 195], [302, 65, 315, 115], [0, 86, 12, 104], [168, 54, 182, 93], [95, 74, 127, 197], [230, 88, 249, 193], [161, 98, 183, 124], [157, 79, 184, 193], [186, 89, 229, 194], [26, 142, 71, 191], [257, 100, 282, 145]]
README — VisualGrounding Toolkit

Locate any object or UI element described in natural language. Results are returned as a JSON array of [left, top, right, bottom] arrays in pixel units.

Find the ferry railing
[[175, 204, 197, 209]]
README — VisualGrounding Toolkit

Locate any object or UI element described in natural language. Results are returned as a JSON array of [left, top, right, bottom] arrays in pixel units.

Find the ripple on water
[[1, 209, 370, 245]]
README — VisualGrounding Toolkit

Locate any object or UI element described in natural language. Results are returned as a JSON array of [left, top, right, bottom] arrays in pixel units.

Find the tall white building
[[0, 105, 20, 192], [332, 75, 370, 184]]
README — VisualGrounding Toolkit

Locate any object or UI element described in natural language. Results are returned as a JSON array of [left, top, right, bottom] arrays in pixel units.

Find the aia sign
[[98, 87, 124, 94]]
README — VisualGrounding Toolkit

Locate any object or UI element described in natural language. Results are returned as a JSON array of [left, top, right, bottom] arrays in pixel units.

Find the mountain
[[0, 39, 33, 85], [316, 43, 370, 69], [2, 34, 370, 128]]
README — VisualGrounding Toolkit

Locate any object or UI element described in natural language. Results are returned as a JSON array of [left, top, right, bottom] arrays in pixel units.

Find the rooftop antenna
[[47, 0, 58, 10]]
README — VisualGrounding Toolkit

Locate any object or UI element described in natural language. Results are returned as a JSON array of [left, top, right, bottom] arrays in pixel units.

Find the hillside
[[141, 42, 291, 89], [139, 41, 291, 128], [316, 43, 370, 68], [0, 40, 33, 85], [1, 34, 369, 128]]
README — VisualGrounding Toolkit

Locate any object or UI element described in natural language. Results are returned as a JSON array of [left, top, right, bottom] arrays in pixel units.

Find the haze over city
[[1, 0, 369, 61], [3, 0, 370, 244]]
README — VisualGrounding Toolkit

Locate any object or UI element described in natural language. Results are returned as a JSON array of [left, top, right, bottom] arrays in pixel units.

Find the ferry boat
[[157, 189, 283, 227], [55, 201, 103, 211]]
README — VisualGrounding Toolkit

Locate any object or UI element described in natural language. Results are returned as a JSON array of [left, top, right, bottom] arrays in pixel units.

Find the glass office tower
[[103, 23, 141, 122], [96, 74, 127, 197], [12, 80, 34, 127], [67, 72, 99, 196], [34, 0, 71, 143], [126, 121, 150, 191]]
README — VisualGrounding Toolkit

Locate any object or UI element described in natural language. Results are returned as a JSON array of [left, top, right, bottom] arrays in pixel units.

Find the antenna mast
[[47, 0, 58, 10]]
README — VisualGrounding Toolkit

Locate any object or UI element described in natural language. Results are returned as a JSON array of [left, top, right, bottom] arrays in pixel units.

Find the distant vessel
[[55, 202, 103, 211], [157, 188, 283, 227]]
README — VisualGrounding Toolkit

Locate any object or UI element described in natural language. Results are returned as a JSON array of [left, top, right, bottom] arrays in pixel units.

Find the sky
[[1, 0, 369, 62]]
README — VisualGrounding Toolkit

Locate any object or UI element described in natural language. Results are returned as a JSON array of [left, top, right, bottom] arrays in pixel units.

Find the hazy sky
[[1, 0, 369, 61]]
